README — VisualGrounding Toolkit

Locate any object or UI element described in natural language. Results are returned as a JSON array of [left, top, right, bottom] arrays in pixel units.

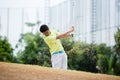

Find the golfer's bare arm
[[56, 26, 74, 39]]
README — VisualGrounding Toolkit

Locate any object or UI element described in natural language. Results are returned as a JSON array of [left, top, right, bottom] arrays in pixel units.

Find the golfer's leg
[[51, 54, 62, 69], [61, 52, 67, 70]]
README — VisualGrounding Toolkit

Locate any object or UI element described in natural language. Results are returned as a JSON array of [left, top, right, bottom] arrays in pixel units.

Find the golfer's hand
[[69, 26, 74, 32]]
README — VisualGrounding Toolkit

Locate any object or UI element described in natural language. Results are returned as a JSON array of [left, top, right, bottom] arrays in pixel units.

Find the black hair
[[40, 24, 49, 33]]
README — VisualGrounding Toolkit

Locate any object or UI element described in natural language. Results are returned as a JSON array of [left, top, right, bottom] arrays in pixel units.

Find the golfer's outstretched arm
[[56, 26, 74, 39]]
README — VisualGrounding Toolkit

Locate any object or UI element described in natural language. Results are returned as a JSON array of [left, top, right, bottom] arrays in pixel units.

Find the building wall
[[49, 0, 120, 46], [91, 0, 119, 46], [49, 0, 91, 42], [0, 7, 46, 49]]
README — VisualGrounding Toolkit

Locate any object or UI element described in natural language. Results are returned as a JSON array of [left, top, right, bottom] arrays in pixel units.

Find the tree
[[112, 28, 120, 75], [25, 21, 41, 33], [74, 43, 98, 73], [114, 28, 120, 54], [16, 32, 51, 67], [0, 36, 13, 62], [95, 44, 113, 74], [25, 22, 36, 33]]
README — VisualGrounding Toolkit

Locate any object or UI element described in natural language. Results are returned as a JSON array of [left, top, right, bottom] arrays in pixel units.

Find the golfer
[[40, 24, 74, 70]]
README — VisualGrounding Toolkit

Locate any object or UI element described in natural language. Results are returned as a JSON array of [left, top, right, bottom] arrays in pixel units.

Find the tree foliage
[[0, 36, 13, 62], [95, 44, 113, 74], [61, 38, 98, 72], [112, 28, 120, 75], [16, 32, 51, 67]]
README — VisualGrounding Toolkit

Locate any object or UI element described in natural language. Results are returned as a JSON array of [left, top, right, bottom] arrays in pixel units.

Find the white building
[[49, 0, 120, 46], [0, 0, 49, 50], [0, 0, 120, 55], [91, 0, 119, 46], [0, 0, 67, 55]]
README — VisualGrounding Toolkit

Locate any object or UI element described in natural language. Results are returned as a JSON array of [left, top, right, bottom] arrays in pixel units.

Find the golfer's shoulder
[[51, 29, 60, 35]]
